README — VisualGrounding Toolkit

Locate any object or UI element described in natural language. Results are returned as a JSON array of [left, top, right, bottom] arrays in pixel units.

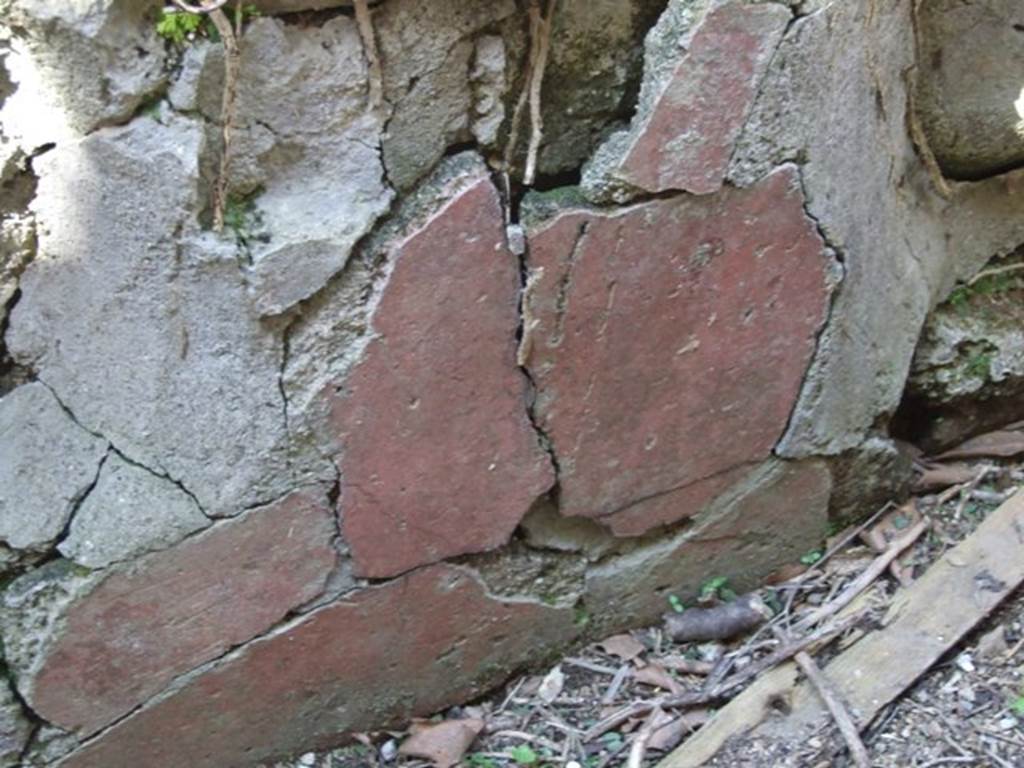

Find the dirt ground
[[269, 450, 1024, 768]]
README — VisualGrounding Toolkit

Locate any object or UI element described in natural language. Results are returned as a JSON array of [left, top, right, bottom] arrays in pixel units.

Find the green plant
[[509, 745, 538, 765], [800, 549, 823, 566], [699, 576, 737, 602], [667, 594, 685, 614], [156, 10, 204, 44], [965, 351, 992, 379], [573, 605, 590, 628], [467, 755, 498, 768], [1011, 693, 1024, 716]]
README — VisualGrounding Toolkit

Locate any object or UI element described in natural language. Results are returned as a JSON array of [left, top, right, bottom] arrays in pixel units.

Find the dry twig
[[172, 0, 240, 232], [583, 613, 861, 741], [794, 650, 871, 768], [523, 0, 555, 185], [794, 518, 928, 633], [626, 707, 662, 768], [353, 0, 384, 113]]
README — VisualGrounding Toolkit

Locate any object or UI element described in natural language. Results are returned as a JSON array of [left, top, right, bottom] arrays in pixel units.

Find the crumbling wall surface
[[0, 0, 1021, 765]]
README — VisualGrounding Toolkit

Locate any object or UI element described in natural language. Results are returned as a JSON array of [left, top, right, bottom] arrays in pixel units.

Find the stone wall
[[0, 0, 1021, 765]]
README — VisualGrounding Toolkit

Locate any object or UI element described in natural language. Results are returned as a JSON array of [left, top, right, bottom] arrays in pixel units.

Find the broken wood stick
[[583, 612, 860, 742], [657, 491, 1024, 768], [664, 594, 771, 642], [627, 707, 662, 768], [794, 517, 928, 633], [794, 650, 871, 768]]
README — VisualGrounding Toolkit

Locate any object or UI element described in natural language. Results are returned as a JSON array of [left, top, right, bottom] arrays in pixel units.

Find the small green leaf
[[700, 576, 729, 601], [667, 594, 685, 614], [467, 754, 498, 768], [1011, 695, 1024, 716], [891, 515, 910, 530], [800, 550, 823, 566], [509, 744, 538, 765]]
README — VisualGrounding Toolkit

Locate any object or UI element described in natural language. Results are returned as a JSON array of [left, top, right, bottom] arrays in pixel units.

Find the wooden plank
[[658, 490, 1024, 768]]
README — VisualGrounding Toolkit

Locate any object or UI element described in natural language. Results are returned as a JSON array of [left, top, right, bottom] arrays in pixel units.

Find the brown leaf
[[914, 463, 977, 492], [598, 633, 646, 661], [934, 429, 1024, 461], [633, 663, 684, 694], [860, 501, 923, 552], [648, 709, 712, 752], [398, 718, 484, 768]]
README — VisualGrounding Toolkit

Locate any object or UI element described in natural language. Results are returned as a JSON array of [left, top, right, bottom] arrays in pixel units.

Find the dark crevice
[[53, 450, 111, 550], [36, 378, 212, 519], [772, 162, 846, 453]]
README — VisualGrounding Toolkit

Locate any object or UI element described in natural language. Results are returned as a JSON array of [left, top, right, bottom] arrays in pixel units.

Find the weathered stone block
[[375, 0, 517, 190], [5, 491, 335, 736], [58, 454, 210, 569], [331, 170, 553, 578], [915, 0, 1024, 179], [6, 116, 322, 516], [1, 0, 166, 142], [586, 459, 831, 633], [56, 565, 578, 768], [522, 166, 832, 536], [0, 383, 107, 553], [584, 0, 790, 200]]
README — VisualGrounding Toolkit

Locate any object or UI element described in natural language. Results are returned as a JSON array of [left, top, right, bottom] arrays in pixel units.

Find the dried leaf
[[935, 430, 1024, 461], [598, 633, 646, 661], [914, 463, 977, 492], [398, 718, 484, 768], [647, 709, 711, 752], [537, 665, 564, 704], [633, 663, 684, 694]]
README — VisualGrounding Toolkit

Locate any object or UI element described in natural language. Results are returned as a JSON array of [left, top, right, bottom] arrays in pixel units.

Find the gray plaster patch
[[7, 113, 330, 518], [0, 383, 107, 552], [0, 0, 166, 142], [59, 454, 210, 569]]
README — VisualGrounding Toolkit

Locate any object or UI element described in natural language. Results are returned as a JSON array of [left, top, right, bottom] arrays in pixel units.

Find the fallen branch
[[794, 650, 871, 768], [663, 593, 770, 642]]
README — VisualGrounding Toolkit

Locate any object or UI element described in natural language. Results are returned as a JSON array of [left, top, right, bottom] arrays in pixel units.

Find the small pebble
[[299, 754, 316, 767], [380, 739, 398, 762], [997, 717, 1018, 731], [566, 762, 583, 768], [955, 652, 975, 673]]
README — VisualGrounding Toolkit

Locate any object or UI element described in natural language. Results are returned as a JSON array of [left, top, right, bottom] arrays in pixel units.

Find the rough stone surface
[[731, 0, 1024, 458], [56, 565, 578, 768], [583, 0, 789, 201], [535, 0, 668, 177], [0, 681, 31, 767], [522, 166, 832, 536], [827, 436, 914, 523], [330, 169, 553, 578], [0, 383, 108, 553], [586, 459, 831, 633], [4, 490, 336, 736], [58, 454, 210, 569], [469, 35, 508, 147], [915, 0, 1024, 179], [0, 0, 166, 142], [185, 18, 394, 316], [899, 273, 1024, 451], [6, 115, 327, 517], [375, 0, 517, 190]]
